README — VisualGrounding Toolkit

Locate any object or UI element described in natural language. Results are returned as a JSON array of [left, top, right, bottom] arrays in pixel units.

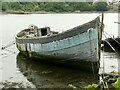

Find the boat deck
[[17, 27, 58, 39]]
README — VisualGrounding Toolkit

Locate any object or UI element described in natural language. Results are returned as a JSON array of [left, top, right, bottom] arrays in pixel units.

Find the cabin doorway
[[41, 28, 47, 36]]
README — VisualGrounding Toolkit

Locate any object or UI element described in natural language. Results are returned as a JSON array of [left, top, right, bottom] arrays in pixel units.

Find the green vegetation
[[1, 2, 110, 13], [84, 83, 99, 90], [112, 77, 120, 88], [68, 74, 120, 90]]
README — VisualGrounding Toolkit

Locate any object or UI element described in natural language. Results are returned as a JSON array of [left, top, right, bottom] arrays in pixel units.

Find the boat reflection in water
[[17, 53, 99, 88]]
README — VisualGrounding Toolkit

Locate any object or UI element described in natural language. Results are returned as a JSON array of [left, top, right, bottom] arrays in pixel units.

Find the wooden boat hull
[[16, 17, 101, 71], [18, 51, 99, 73]]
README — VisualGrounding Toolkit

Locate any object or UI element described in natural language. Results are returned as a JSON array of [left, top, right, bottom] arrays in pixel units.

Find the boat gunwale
[[16, 17, 100, 44]]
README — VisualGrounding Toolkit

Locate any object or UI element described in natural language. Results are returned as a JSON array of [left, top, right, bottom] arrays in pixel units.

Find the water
[[0, 13, 119, 88], [100, 49, 120, 74]]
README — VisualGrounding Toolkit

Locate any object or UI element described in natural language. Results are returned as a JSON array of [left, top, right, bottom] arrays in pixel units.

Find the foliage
[[68, 83, 99, 90], [94, 2, 108, 11], [1, 2, 9, 11], [83, 83, 99, 90], [112, 77, 120, 89], [1, 2, 109, 13], [68, 84, 78, 89], [68, 75, 120, 90]]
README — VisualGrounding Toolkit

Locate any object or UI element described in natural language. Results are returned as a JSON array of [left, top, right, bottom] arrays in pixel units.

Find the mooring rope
[[100, 32, 110, 90], [103, 31, 120, 45], [1, 41, 16, 50], [101, 31, 120, 89], [101, 32, 120, 89], [114, 22, 120, 24], [1, 52, 16, 59], [3, 48, 17, 54], [103, 32, 120, 56], [0, 40, 17, 58], [88, 29, 96, 78]]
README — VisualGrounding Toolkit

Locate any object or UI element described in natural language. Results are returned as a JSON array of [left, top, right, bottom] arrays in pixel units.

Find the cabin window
[[41, 28, 47, 36]]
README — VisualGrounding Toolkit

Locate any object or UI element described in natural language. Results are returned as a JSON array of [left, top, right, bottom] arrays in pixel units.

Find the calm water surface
[[0, 13, 120, 88]]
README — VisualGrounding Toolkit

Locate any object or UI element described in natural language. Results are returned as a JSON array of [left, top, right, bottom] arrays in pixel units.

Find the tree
[[79, 3, 92, 11], [10, 2, 21, 10], [94, 2, 108, 11], [2, 2, 9, 11]]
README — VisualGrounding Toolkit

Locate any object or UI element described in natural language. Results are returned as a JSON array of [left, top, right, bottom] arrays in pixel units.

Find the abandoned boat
[[16, 15, 103, 71]]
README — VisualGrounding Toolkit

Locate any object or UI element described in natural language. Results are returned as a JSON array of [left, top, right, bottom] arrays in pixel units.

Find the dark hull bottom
[[19, 51, 99, 74]]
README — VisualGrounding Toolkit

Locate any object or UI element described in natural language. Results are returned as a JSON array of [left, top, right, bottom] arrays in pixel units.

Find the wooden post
[[98, 13, 104, 60]]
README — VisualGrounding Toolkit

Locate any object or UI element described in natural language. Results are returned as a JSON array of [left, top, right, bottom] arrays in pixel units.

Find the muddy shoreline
[[1, 10, 118, 15]]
